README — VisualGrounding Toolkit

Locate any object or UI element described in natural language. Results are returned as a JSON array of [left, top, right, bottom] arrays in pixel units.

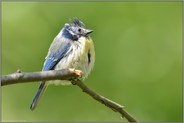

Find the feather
[[43, 43, 71, 71], [30, 42, 71, 110], [30, 82, 46, 110], [70, 17, 85, 28]]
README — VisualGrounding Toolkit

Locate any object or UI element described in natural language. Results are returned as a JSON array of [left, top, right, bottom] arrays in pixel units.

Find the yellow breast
[[75, 37, 95, 78]]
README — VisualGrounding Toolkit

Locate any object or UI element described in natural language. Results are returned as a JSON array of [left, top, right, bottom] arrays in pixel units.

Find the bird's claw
[[71, 80, 77, 85], [69, 68, 83, 77]]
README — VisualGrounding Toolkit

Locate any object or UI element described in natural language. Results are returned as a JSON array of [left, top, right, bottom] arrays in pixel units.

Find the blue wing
[[42, 43, 71, 71], [30, 42, 71, 110]]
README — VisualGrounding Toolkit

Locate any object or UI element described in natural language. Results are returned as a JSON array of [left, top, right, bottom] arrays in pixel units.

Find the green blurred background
[[2, 2, 182, 122]]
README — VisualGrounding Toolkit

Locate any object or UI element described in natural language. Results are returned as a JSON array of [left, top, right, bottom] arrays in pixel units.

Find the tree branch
[[1, 69, 138, 122], [72, 79, 137, 122], [1, 69, 78, 86]]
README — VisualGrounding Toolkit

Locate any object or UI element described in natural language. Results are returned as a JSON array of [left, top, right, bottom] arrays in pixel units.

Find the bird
[[30, 18, 95, 110]]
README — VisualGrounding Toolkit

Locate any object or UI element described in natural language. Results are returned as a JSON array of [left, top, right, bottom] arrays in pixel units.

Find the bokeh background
[[2, 1, 182, 122]]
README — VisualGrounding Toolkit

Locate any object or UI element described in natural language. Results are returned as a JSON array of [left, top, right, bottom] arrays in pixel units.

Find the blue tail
[[30, 81, 47, 110]]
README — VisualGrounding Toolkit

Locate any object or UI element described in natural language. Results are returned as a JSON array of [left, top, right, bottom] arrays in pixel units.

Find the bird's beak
[[85, 29, 93, 35]]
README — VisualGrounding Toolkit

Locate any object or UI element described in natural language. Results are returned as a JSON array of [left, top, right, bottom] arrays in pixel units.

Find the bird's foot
[[69, 68, 83, 77], [71, 79, 77, 85]]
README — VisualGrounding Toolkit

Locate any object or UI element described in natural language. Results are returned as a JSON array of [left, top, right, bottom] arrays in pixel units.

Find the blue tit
[[30, 18, 95, 110]]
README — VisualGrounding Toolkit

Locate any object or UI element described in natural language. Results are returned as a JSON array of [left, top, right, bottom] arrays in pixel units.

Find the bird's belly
[[49, 39, 95, 85], [55, 50, 91, 77]]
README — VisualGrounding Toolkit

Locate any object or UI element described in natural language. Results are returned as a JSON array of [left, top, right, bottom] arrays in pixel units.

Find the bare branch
[[1, 69, 78, 86], [72, 79, 137, 122], [1, 69, 138, 122]]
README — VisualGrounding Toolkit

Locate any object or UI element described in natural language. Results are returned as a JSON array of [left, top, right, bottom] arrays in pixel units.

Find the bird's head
[[62, 18, 93, 40]]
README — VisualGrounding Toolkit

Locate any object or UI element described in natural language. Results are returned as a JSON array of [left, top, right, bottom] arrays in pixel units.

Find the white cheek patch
[[66, 29, 76, 36]]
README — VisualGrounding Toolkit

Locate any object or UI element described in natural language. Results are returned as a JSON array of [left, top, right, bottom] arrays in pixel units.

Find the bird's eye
[[78, 28, 81, 33]]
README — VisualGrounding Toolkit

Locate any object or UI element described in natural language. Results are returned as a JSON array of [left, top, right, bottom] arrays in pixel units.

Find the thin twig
[[72, 79, 137, 122], [1, 69, 138, 122]]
